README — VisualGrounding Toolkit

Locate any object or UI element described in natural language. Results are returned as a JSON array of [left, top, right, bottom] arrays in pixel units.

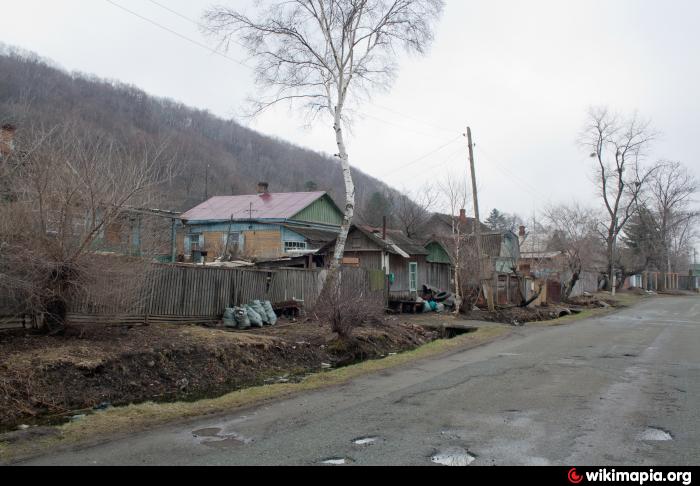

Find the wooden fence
[[2, 264, 380, 328]]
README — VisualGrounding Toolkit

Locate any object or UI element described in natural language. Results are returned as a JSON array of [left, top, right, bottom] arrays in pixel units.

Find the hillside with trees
[[0, 47, 403, 215]]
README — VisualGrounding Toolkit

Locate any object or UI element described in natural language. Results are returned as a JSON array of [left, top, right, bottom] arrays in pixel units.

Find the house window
[[351, 236, 361, 248], [188, 233, 202, 251], [409, 262, 418, 292], [223, 232, 241, 250], [284, 241, 307, 253]]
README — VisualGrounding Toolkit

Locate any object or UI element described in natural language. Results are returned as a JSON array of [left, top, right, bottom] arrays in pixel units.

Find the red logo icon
[[568, 468, 584, 484]]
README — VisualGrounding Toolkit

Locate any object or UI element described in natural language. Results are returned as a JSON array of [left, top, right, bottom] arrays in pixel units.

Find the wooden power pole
[[466, 127, 493, 310]]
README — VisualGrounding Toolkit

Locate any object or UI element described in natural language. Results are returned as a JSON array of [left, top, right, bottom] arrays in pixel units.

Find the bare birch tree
[[437, 172, 469, 313], [203, 0, 444, 275], [580, 107, 659, 290]]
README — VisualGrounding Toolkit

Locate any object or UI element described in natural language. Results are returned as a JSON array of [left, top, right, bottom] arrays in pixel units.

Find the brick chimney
[[519, 225, 526, 238], [0, 124, 17, 158], [459, 208, 468, 226], [256, 182, 269, 195]]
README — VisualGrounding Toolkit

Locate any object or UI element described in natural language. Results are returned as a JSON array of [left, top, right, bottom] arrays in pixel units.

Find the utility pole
[[466, 127, 491, 310]]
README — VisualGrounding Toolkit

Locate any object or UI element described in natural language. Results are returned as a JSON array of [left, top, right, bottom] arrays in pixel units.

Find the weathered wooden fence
[[2, 264, 383, 328], [70, 264, 328, 321]]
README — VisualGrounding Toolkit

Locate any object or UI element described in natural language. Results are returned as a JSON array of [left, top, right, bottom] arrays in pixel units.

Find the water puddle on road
[[320, 457, 354, 465], [431, 447, 476, 466], [192, 427, 221, 438], [192, 427, 254, 448], [352, 436, 380, 446], [638, 427, 673, 441]]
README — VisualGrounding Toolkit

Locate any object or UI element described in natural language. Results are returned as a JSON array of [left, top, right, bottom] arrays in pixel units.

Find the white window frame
[[409, 262, 418, 292], [188, 233, 202, 251]]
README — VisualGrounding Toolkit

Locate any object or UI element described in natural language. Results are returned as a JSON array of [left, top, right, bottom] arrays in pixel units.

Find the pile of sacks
[[223, 300, 278, 329]]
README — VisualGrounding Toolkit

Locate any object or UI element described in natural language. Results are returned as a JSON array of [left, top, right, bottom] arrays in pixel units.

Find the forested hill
[[0, 48, 398, 214]]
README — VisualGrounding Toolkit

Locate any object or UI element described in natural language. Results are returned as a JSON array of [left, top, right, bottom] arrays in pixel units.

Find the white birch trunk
[[330, 107, 355, 270]]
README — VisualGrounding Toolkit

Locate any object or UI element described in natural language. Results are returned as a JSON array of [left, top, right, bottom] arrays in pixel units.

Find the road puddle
[[431, 447, 476, 466], [192, 427, 254, 447], [352, 436, 379, 445], [192, 427, 221, 438], [320, 457, 354, 465], [638, 427, 673, 441]]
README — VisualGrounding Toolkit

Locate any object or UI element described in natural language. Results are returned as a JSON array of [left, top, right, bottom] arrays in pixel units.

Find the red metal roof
[[180, 192, 328, 222]]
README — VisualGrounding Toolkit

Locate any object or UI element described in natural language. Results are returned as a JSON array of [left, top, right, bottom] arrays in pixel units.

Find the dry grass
[[0, 325, 510, 464]]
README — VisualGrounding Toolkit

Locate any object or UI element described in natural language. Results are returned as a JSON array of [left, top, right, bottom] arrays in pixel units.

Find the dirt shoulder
[[0, 322, 511, 464], [0, 318, 439, 432]]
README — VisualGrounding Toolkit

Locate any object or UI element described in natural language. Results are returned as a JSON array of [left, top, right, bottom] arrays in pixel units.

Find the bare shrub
[[0, 122, 172, 333], [314, 268, 384, 339]]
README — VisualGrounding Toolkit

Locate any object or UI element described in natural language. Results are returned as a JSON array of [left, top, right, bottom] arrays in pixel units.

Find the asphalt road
[[24, 296, 700, 465]]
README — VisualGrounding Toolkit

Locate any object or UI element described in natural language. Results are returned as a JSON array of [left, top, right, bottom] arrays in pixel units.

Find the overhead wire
[[104, 0, 252, 69], [377, 135, 463, 178]]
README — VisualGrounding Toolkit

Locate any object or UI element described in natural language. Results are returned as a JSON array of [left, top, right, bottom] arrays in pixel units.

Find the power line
[[369, 102, 456, 134], [146, 0, 250, 52], [378, 135, 463, 177], [104, 0, 251, 69], [473, 144, 549, 207], [391, 143, 465, 183], [357, 111, 459, 140]]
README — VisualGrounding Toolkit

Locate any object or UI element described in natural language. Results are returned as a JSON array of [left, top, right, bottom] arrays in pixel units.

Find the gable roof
[[180, 192, 333, 223], [427, 213, 490, 235], [425, 239, 453, 264], [355, 225, 429, 257]]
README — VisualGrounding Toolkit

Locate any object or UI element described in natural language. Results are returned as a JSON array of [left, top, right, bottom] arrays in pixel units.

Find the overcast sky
[[2, 0, 699, 232]]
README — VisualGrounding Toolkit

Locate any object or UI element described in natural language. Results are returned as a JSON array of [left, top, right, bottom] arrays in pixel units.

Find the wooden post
[[466, 127, 490, 310], [493, 273, 499, 306], [170, 219, 177, 263], [506, 274, 511, 304]]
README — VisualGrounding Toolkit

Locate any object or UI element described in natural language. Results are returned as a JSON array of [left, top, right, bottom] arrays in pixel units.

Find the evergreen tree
[[620, 206, 663, 270], [485, 208, 508, 231], [362, 191, 393, 228]]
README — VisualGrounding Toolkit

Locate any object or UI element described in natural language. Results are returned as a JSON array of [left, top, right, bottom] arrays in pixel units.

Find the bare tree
[[647, 161, 698, 276], [580, 107, 659, 291], [392, 184, 438, 238], [544, 203, 602, 300], [203, 0, 444, 276], [0, 122, 172, 332], [437, 173, 470, 313]]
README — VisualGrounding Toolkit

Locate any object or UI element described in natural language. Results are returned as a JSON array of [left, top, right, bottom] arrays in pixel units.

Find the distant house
[[466, 231, 521, 275], [517, 226, 564, 278], [179, 183, 342, 264], [423, 210, 490, 246], [425, 210, 519, 278], [323, 225, 453, 298]]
